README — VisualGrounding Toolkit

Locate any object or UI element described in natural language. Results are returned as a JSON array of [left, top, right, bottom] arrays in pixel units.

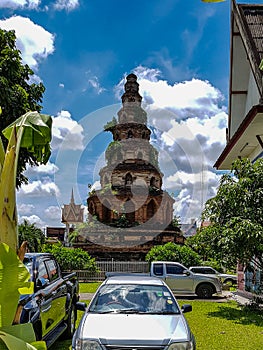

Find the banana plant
[[0, 111, 52, 350]]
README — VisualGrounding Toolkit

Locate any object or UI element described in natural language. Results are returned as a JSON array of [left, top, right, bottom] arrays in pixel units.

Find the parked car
[[15, 253, 80, 348], [150, 261, 222, 298], [73, 274, 196, 350], [189, 266, 237, 285]]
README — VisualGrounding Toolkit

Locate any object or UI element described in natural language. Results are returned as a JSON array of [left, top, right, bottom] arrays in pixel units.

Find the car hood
[[79, 313, 190, 344]]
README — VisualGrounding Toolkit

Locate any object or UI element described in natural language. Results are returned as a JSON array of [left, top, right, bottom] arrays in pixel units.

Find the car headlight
[[168, 342, 194, 350], [75, 339, 102, 350]]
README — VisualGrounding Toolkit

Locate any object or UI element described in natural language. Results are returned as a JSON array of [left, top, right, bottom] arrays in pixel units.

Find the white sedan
[[73, 274, 196, 350]]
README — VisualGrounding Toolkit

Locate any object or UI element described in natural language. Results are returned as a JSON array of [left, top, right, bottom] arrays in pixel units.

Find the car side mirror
[[181, 304, 192, 313], [76, 301, 87, 311], [183, 270, 191, 276], [36, 277, 49, 289]]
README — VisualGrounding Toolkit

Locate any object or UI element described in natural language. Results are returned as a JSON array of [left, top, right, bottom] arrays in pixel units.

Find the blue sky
[[0, 0, 258, 229]]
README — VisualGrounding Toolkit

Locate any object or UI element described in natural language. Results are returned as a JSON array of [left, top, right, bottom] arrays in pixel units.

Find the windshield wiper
[[146, 311, 179, 315], [93, 308, 140, 314], [115, 308, 141, 314]]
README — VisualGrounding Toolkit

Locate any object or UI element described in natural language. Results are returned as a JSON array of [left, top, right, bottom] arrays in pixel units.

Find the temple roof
[[61, 189, 84, 224]]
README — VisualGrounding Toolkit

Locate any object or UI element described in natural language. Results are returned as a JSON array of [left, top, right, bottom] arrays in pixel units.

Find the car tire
[[33, 320, 42, 341], [63, 302, 77, 339], [196, 283, 213, 298], [224, 278, 236, 285]]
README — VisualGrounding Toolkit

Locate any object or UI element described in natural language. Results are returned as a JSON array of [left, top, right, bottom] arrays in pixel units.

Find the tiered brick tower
[[88, 73, 175, 228], [75, 74, 183, 260]]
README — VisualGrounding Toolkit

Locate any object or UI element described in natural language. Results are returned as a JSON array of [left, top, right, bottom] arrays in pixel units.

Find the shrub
[[145, 242, 201, 267], [42, 243, 98, 271]]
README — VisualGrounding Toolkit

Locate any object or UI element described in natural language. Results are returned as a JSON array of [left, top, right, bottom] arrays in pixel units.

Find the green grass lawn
[[79, 282, 101, 294], [178, 299, 263, 350], [50, 283, 263, 350]]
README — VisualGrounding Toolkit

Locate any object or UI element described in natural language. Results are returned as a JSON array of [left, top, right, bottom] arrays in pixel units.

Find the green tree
[[199, 158, 263, 271], [18, 220, 45, 252], [0, 29, 45, 187], [186, 230, 231, 272], [42, 243, 98, 272], [145, 242, 201, 267]]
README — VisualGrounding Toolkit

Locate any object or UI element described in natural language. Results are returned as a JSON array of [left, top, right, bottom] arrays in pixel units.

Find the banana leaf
[[0, 330, 46, 350], [0, 243, 33, 328], [0, 127, 17, 251], [0, 111, 52, 251], [0, 112, 52, 349], [2, 111, 52, 164], [0, 324, 46, 350]]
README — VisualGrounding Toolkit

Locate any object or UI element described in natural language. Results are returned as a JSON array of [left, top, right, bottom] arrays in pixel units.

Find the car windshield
[[89, 283, 180, 314]]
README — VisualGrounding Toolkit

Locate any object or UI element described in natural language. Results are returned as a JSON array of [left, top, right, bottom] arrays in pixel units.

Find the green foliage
[[42, 243, 98, 272], [199, 158, 263, 272], [149, 144, 159, 169], [0, 29, 45, 187], [18, 220, 45, 252], [114, 214, 130, 228], [105, 141, 121, 163], [0, 111, 52, 251], [103, 117, 117, 130], [171, 216, 181, 229], [145, 242, 201, 267]]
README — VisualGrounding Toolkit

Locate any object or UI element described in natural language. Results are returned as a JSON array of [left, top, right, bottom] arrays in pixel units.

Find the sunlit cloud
[[45, 206, 61, 220], [54, 0, 79, 11], [52, 110, 85, 151], [0, 16, 55, 69], [0, 0, 40, 9], [18, 178, 60, 197]]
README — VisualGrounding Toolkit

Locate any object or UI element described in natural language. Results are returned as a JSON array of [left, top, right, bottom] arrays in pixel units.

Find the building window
[[125, 173, 133, 185]]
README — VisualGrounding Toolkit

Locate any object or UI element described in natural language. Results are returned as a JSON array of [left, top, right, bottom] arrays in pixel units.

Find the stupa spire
[[118, 73, 146, 124], [121, 73, 142, 106]]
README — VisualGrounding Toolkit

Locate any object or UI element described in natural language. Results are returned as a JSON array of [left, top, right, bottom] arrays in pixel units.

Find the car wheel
[[196, 283, 213, 298], [63, 303, 77, 339], [224, 278, 235, 285], [33, 320, 42, 341]]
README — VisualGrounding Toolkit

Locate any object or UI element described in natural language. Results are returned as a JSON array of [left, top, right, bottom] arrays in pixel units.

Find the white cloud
[[18, 214, 44, 228], [90, 180, 101, 191], [45, 206, 61, 220], [114, 65, 227, 223], [18, 178, 60, 197], [18, 203, 35, 215], [0, 1, 40, 9], [0, 16, 55, 69], [26, 161, 59, 175], [165, 170, 221, 222], [114, 66, 161, 100], [52, 110, 85, 150], [87, 77, 106, 95], [0, 0, 26, 8], [54, 0, 79, 11]]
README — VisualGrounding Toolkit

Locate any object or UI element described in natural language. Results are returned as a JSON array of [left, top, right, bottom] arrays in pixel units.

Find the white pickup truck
[[150, 261, 222, 298]]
